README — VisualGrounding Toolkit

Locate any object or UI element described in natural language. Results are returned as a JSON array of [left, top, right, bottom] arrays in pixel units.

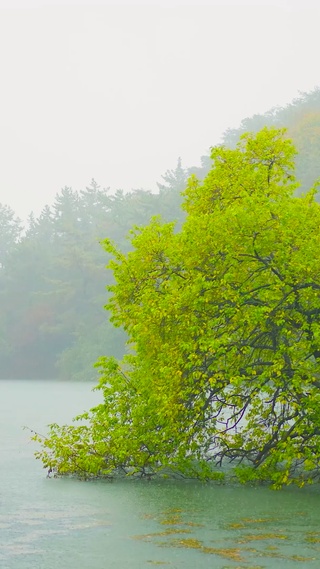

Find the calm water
[[1, 380, 320, 569]]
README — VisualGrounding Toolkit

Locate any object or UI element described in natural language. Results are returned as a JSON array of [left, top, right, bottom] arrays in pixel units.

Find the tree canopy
[[222, 88, 320, 196], [1, 89, 320, 381], [35, 127, 320, 487]]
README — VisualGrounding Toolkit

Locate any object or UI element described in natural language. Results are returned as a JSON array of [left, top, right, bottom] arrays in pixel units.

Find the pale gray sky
[[0, 0, 319, 219]]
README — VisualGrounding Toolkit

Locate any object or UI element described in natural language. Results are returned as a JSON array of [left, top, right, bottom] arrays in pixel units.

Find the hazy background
[[0, 0, 319, 219]]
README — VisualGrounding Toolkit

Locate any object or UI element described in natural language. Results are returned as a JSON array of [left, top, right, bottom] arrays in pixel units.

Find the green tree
[[222, 88, 320, 196], [34, 128, 320, 486], [0, 203, 23, 361], [0, 203, 22, 268], [0, 204, 71, 378]]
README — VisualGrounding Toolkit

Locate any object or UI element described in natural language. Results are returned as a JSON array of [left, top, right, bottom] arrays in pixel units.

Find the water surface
[[1, 379, 320, 569]]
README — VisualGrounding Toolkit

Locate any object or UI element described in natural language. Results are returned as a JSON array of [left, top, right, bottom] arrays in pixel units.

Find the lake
[[1, 379, 320, 569]]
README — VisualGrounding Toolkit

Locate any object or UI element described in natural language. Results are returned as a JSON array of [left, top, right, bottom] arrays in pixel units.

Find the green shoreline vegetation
[[1, 89, 320, 486], [33, 124, 320, 488]]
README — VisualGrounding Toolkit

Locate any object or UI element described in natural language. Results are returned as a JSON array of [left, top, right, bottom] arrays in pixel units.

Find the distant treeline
[[1, 89, 319, 380]]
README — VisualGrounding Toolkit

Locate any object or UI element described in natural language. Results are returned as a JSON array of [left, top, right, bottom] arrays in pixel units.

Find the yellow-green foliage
[[35, 128, 320, 486]]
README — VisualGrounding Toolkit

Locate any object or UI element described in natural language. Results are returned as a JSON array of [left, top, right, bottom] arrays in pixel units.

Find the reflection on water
[[1, 380, 320, 569]]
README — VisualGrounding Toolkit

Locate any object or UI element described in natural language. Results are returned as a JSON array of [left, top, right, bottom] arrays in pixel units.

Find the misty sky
[[0, 0, 319, 219]]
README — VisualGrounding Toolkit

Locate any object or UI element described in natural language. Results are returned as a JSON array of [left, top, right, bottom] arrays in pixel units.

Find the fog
[[0, 0, 319, 219]]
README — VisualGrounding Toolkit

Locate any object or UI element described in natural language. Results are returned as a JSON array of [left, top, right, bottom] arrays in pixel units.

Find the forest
[[1, 88, 320, 381]]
